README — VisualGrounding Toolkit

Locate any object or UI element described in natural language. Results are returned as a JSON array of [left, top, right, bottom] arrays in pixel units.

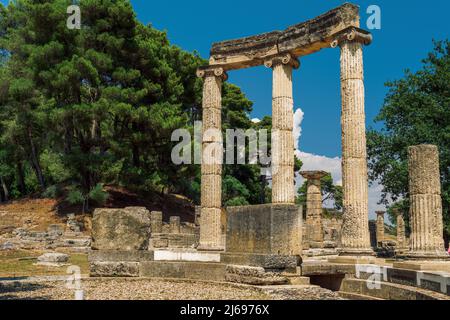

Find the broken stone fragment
[[36, 252, 70, 267]]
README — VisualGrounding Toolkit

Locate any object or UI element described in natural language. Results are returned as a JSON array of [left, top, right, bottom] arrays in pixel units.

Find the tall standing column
[[332, 28, 373, 256], [405, 145, 448, 259], [300, 171, 327, 248], [376, 211, 385, 246], [196, 67, 227, 251], [264, 53, 299, 204]]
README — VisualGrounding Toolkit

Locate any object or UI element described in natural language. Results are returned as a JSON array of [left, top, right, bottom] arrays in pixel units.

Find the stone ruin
[[0, 216, 91, 253], [86, 4, 450, 298]]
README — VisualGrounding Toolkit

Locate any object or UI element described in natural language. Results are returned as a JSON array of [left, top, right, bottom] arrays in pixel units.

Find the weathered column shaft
[[301, 171, 327, 247], [395, 210, 407, 249], [407, 145, 447, 258], [197, 67, 227, 250], [376, 211, 385, 245], [266, 54, 298, 204], [337, 31, 373, 255]]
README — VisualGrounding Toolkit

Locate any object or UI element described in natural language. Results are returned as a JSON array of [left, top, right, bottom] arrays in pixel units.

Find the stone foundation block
[[220, 253, 300, 271], [226, 204, 302, 256], [225, 265, 289, 285], [88, 250, 154, 263], [90, 261, 140, 277]]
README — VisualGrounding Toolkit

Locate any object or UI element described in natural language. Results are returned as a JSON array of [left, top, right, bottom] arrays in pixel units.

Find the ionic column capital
[[330, 27, 372, 48], [264, 53, 300, 69], [196, 66, 228, 81]]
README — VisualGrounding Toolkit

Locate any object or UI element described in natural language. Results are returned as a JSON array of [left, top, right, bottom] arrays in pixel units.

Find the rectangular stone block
[[139, 261, 226, 281], [88, 250, 154, 262], [226, 204, 302, 256], [387, 268, 418, 287], [168, 233, 197, 248], [91, 207, 151, 251], [150, 233, 169, 248], [220, 253, 299, 271], [90, 261, 139, 277]]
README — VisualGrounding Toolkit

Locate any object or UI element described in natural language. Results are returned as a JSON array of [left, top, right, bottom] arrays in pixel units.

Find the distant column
[[375, 211, 385, 246], [150, 211, 163, 234], [405, 145, 448, 259], [196, 67, 227, 251], [393, 208, 407, 250], [264, 53, 299, 204], [300, 171, 327, 248], [332, 27, 374, 256], [170, 216, 181, 234]]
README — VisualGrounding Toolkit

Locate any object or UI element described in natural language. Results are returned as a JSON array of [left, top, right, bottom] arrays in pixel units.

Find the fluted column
[[264, 53, 299, 204], [300, 171, 327, 248], [332, 28, 373, 256], [405, 145, 448, 259], [376, 211, 385, 246], [393, 208, 407, 250], [196, 67, 227, 251]]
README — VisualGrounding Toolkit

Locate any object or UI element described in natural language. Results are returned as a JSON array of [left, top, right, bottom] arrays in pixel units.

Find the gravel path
[[0, 278, 343, 300]]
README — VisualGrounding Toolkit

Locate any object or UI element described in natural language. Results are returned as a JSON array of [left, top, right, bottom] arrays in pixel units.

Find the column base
[[328, 247, 376, 264], [308, 241, 324, 249], [338, 247, 376, 257], [397, 250, 449, 261]]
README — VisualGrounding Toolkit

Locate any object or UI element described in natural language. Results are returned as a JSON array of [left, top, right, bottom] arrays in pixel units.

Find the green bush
[[67, 188, 84, 205], [89, 183, 109, 206]]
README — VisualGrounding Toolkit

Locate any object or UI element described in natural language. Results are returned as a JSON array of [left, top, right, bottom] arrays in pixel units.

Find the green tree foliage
[[367, 40, 450, 241], [0, 0, 267, 208]]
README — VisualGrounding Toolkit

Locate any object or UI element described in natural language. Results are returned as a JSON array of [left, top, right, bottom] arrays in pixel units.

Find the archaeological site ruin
[[0, 2, 449, 302], [82, 3, 450, 300]]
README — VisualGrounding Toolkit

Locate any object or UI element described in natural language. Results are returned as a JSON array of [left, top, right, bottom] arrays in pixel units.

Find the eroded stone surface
[[91, 207, 151, 251], [90, 261, 140, 277], [405, 145, 448, 259], [225, 265, 288, 285]]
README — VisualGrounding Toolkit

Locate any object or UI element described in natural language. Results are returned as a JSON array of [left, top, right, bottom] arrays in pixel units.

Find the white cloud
[[251, 118, 261, 123], [293, 108, 304, 150], [292, 107, 386, 219]]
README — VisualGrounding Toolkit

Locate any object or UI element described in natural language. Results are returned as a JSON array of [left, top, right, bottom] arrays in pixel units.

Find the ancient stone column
[[405, 145, 448, 259], [393, 208, 407, 250], [376, 211, 385, 246], [170, 216, 181, 234], [264, 53, 299, 204], [300, 171, 327, 248], [332, 28, 374, 256], [150, 211, 163, 234], [196, 67, 227, 251]]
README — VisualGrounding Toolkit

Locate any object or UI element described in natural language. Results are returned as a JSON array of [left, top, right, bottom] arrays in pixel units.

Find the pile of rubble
[[0, 214, 91, 252]]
